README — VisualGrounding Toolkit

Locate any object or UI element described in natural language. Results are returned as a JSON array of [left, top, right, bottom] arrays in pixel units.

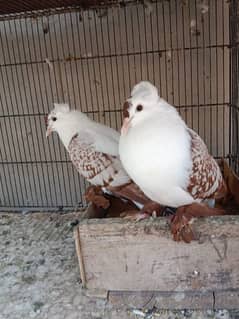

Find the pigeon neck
[[58, 127, 78, 149]]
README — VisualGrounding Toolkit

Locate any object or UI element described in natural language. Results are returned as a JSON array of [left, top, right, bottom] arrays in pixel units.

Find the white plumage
[[46, 103, 130, 188], [119, 81, 226, 208]]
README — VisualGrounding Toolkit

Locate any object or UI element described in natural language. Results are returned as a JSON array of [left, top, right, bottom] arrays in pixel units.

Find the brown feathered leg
[[108, 182, 150, 206], [171, 202, 225, 243], [108, 182, 163, 221], [84, 185, 110, 209]]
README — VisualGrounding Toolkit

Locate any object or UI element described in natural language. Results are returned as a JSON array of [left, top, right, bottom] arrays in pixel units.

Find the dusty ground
[[0, 212, 238, 319]]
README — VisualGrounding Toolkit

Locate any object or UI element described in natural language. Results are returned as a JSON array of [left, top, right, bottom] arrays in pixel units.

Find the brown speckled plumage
[[187, 128, 227, 200], [68, 133, 123, 187]]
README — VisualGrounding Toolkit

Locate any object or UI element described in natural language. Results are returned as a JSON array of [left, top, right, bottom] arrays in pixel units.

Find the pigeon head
[[46, 103, 70, 137], [121, 81, 160, 135], [46, 103, 89, 148]]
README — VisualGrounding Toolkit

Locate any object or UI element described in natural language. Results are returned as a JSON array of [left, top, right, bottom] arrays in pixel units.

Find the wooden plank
[[77, 216, 239, 291], [108, 291, 213, 310], [109, 290, 239, 310], [74, 227, 87, 288], [214, 290, 239, 309]]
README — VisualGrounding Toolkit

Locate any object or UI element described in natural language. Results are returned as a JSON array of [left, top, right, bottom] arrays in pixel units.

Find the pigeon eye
[[136, 104, 143, 112], [52, 117, 57, 122]]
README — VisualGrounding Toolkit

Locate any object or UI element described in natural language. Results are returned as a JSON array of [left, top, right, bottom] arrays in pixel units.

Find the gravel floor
[[0, 212, 238, 319]]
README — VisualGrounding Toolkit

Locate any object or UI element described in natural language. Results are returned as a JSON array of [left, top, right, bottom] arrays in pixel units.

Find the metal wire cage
[[0, 0, 238, 211]]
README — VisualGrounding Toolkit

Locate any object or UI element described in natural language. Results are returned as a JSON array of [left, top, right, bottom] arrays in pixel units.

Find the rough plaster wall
[[0, 0, 231, 209]]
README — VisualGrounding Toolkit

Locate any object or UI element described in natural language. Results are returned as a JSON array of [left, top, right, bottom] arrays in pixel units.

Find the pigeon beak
[[121, 117, 132, 136], [45, 116, 52, 138], [46, 126, 52, 138]]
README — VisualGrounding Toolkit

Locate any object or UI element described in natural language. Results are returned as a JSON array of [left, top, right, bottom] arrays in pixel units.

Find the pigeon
[[119, 81, 227, 241], [45, 103, 161, 214]]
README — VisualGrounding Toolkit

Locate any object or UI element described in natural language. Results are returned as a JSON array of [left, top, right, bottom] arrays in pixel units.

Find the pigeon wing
[[187, 129, 227, 200], [68, 130, 130, 187]]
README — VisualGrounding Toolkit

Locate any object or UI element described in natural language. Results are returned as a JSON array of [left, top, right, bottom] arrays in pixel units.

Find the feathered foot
[[108, 182, 150, 206], [171, 203, 225, 243], [84, 186, 110, 209], [120, 201, 162, 221], [120, 210, 151, 221]]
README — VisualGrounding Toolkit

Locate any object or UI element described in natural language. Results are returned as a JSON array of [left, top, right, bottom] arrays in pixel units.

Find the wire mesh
[[230, 0, 239, 175], [0, 0, 237, 211]]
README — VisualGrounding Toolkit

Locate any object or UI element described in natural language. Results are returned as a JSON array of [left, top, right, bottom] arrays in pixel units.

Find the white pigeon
[[45, 103, 156, 211], [119, 81, 227, 209], [46, 103, 130, 188]]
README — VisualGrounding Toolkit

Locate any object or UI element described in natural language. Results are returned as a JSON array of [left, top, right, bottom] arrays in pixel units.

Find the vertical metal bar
[[117, 6, 127, 100], [149, 4, 155, 85], [123, 5, 132, 91], [75, 11, 92, 194], [16, 18, 43, 206], [0, 122, 12, 206], [87, 11, 100, 119], [61, 13, 75, 106], [112, 7, 123, 129], [13, 18, 44, 207], [106, 10, 118, 129], [194, 0, 200, 134], [57, 12, 76, 205], [222, 0, 225, 157], [168, 0, 174, 104], [188, 1, 193, 127], [0, 122, 9, 205], [208, 0, 213, 154], [155, 1, 162, 94], [82, 11, 97, 120], [229, 0, 239, 171], [41, 14, 66, 207], [229, 1, 232, 163], [75, 11, 91, 116], [93, 10, 106, 113], [21, 18, 48, 206], [35, 16, 58, 206], [182, 2, 187, 121], [175, 0, 181, 109], [142, 3, 149, 80], [162, 1, 169, 100], [51, 16, 65, 101], [68, 12, 85, 109], [68, 11, 85, 204], [130, 6, 137, 84], [98, 8, 113, 127], [51, 13, 71, 206], [202, 2, 206, 140], [215, 0, 219, 156], [60, 12, 81, 206], [136, 5, 143, 81], [28, 18, 52, 207], [229, 0, 233, 167]]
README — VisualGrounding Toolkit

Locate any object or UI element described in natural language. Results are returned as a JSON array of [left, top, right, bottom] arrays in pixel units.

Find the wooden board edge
[[108, 290, 239, 310], [74, 226, 87, 288], [108, 290, 213, 310], [214, 290, 239, 309]]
